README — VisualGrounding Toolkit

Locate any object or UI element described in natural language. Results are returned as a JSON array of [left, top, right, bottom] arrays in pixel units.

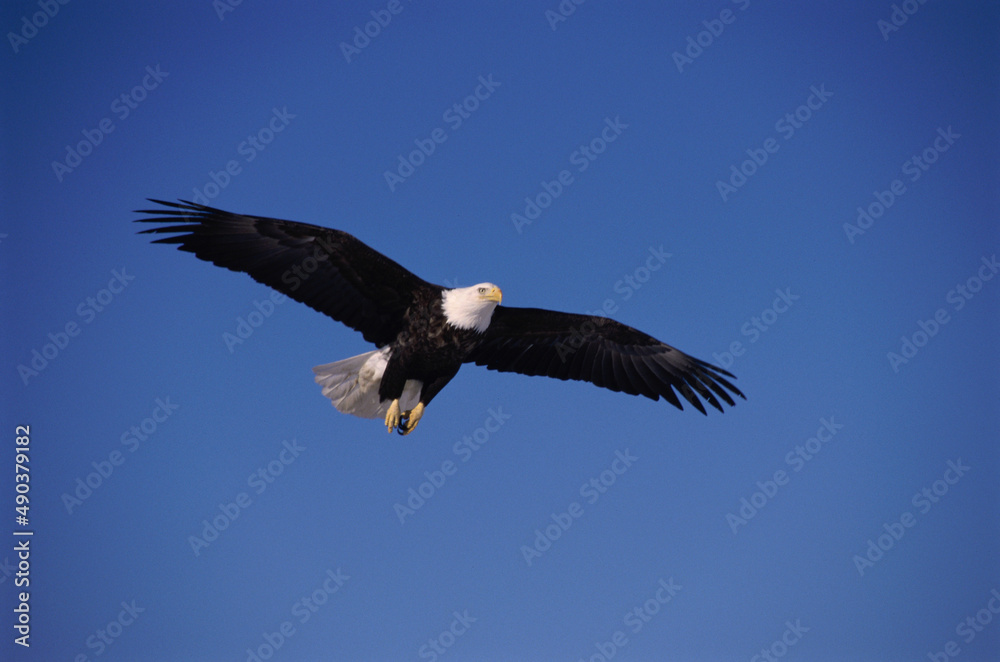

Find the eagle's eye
[[478, 287, 486, 293]]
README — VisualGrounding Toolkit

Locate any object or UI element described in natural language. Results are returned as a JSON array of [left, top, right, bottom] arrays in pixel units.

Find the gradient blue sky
[[2, 1, 998, 660]]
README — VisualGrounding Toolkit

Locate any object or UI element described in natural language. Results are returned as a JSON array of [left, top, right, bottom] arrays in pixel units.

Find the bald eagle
[[137, 200, 744, 434]]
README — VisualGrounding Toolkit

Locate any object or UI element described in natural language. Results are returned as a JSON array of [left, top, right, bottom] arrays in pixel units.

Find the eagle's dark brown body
[[137, 199, 744, 433]]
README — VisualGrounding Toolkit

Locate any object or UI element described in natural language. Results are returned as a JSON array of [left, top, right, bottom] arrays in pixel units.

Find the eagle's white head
[[441, 282, 502, 333]]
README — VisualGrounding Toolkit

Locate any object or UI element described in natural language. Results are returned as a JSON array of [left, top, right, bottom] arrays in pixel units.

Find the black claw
[[396, 411, 411, 435]]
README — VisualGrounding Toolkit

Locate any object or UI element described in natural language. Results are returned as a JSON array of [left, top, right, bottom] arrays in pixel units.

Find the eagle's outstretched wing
[[135, 199, 436, 347], [466, 306, 744, 414]]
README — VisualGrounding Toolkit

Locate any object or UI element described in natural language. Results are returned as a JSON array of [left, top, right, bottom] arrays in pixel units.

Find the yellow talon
[[385, 399, 401, 434], [398, 402, 425, 436]]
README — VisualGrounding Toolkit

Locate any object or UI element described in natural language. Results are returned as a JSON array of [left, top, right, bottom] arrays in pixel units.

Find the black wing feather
[[135, 199, 437, 347], [467, 306, 744, 414]]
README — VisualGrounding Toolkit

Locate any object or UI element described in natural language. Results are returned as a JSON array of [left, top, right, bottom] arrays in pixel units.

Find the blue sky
[[2, 1, 998, 660]]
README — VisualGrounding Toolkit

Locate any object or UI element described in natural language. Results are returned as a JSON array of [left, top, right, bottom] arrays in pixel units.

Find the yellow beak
[[484, 286, 502, 304]]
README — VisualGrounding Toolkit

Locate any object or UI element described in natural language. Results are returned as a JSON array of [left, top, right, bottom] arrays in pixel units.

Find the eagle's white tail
[[312, 347, 421, 419]]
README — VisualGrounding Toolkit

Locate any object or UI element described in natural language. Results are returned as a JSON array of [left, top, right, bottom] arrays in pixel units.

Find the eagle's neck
[[441, 287, 497, 333]]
